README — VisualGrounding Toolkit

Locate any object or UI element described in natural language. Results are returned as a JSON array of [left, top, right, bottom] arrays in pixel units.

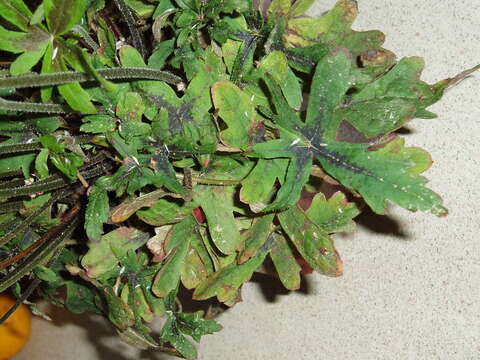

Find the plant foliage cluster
[[0, 0, 477, 358]]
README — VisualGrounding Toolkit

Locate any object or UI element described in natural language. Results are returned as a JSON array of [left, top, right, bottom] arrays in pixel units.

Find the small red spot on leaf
[[193, 207, 206, 223]]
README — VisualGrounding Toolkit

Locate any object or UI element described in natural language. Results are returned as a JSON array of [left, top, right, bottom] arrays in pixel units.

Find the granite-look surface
[[16, 1, 480, 359]]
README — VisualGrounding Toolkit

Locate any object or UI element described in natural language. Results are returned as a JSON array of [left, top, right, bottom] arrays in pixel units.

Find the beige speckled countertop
[[15, 1, 480, 359]]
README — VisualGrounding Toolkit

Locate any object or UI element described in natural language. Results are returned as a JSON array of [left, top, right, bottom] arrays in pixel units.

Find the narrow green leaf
[[58, 81, 97, 114], [0, 25, 25, 53], [0, 0, 33, 31], [84, 181, 109, 241]]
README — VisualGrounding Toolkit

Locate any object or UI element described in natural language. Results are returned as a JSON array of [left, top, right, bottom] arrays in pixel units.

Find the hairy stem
[[0, 67, 182, 89], [113, 0, 147, 59]]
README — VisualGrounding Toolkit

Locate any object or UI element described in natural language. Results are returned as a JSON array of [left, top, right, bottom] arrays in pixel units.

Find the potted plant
[[0, 0, 477, 358]]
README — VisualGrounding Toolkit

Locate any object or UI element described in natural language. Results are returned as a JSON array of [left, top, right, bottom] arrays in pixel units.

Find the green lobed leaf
[[0, 0, 33, 31], [81, 227, 149, 278], [193, 185, 241, 255], [160, 317, 197, 360], [240, 158, 288, 211], [316, 138, 448, 216], [80, 115, 117, 133], [175, 311, 222, 342], [238, 213, 274, 263], [258, 50, 303, 110], [211, 80, 259, 149], [152, 216, 198, 297], [193, 238, 273, 303], [305, 191, 360, 233]]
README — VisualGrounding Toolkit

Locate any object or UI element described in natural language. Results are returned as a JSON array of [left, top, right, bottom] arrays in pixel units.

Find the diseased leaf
[[10, 42, 49, 75], [238, 213, 274, 263], [44, 0, 86, 35], [104, 286, 135, 330], [268, 0, 291, 16], [278, 206, 343, 277], [110, 189, 176, 223], [289, 0, 316, 17], [181, 245, 209, 289], [270, 233, 301, 290], [65, 282, 98, 314]]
